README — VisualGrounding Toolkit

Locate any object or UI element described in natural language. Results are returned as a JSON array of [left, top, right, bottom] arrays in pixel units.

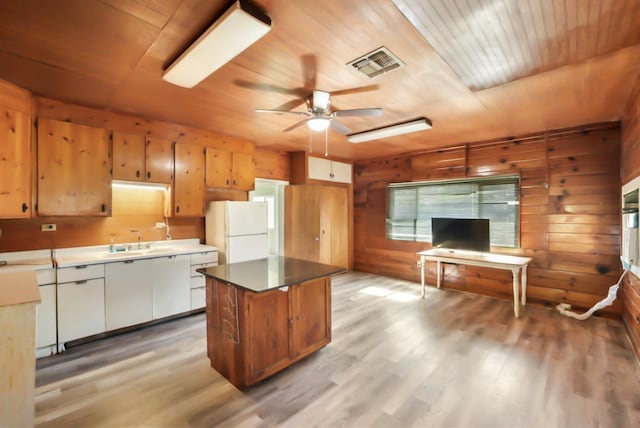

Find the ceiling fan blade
[[331, 84, 380, 96], [256, 109, 309, 116], [283, 118, 310, 132], [312, 90, 331, 111], [301, 54, 317, 90], [333, 108, 383, 117], [234, 80, 307, 97], [274, 98, 307, 112], [330, 119, 351, 135]]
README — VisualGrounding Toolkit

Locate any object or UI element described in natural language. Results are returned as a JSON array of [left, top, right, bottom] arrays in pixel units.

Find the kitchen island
[[197, 256, 346, 389]]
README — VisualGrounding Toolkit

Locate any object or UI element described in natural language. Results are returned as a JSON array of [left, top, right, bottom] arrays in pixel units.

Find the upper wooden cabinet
[[0, 107, 31, 218], [37, 119, 112, 216], [112, 132, 173, 183], [205, 148, 255, 190], [290, 151, 352, 184], [173, 142, 205, 217]]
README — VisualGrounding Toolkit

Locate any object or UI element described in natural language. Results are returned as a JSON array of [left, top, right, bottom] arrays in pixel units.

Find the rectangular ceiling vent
[[347, 47, 405, 79]]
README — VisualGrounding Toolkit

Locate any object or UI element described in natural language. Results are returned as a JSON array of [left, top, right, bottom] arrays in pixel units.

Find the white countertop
[[0, 250, 54, 274], [54, 239, 217, 267]]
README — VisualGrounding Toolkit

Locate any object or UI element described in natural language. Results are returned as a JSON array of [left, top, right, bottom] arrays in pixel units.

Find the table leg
[[511, 268, 520, 318], [521, 264, 528, 306], [420, 256, 426, 298], [436, 261, 442, 289]]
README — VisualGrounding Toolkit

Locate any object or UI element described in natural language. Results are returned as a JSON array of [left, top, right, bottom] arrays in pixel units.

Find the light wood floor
[[35, 271, 640, 427]]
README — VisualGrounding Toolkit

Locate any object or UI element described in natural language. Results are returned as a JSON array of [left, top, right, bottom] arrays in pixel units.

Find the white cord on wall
[[556, 259, 630, 320]]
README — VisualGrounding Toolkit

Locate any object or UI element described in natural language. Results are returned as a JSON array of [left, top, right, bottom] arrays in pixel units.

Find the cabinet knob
[[136, 170, 140, 178], [147, 171, 151, 179], [176, 205, 180, 213], [21, 202, 28, 213], [226, 179, 230, 185], [233, 180, 237, 186], [101, 204, 107, 213], [313, 236, 320, 241]]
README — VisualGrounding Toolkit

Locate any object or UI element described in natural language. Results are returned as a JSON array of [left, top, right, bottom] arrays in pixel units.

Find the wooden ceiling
[[0, 0, 639, 160]]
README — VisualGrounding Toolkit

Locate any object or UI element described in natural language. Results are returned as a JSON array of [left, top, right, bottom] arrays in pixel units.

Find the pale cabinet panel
[[37, 119, 111, 216], [308, 156, 352, 183], [57, 278, 106, 343], [112, 132, 145, 181], [173, 142, 204, 216], [105, 259, 153, 330], [152, 255, 191, 318], [0, 107, 31, 218], [35, 284, 57, 351], [145, 136, 173, 183]]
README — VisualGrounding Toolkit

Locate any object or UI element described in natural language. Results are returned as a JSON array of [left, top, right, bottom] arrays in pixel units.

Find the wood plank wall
[[621, 76, 640, 359], [353, 123, 622, 317], [0, 82, 290, 252]]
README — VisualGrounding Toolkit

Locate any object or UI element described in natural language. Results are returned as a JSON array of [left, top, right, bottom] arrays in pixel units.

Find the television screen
[[431, 218, 490, 252]]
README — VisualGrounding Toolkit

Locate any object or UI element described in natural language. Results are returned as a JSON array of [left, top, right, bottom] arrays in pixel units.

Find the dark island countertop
[[196, 256, 346, 293]]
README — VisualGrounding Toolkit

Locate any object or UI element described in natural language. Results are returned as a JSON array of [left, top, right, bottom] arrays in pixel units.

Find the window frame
[[386, 175, 521, 249]]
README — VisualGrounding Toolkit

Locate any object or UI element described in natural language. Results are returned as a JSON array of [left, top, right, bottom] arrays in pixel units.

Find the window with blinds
[[386, 176, 520, 247]]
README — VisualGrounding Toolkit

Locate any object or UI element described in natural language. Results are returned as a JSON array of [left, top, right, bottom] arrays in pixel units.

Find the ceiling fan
[[254, 88, 383, 134], [235, 54, 383, 134]]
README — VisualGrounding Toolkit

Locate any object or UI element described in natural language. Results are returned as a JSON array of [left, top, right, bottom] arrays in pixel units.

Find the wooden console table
[[417, 249, 532, 317]]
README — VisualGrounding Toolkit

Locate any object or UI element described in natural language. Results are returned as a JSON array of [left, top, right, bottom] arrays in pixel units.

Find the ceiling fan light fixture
[[307, 118, 331, 132], [162, 1, 271, 88], [347, 118, 432, 143]]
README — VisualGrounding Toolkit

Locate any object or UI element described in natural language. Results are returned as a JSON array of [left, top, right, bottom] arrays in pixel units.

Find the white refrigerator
[[205, 201, 269, 264]]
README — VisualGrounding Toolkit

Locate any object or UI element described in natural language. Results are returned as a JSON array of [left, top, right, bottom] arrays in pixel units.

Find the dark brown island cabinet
[[197, 256, 346, 389]]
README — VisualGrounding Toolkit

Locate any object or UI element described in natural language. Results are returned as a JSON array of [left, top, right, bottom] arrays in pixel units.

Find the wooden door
[[37, 119, 111, 216], [0, 107, 31, 218], [285, 185, 320, 263], [205, 148, 232, 188], [244, 288, 291, 383], [290, 277, 331, 358], [173, 142, 204, 217], [323, 186, 349, 267], [232, 152, 255, 190], [112, 131, 145, 181], [145, 136, 173, 183]]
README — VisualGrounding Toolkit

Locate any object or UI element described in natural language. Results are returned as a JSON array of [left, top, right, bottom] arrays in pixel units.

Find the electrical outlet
[[41, 223, 56, 232], [155, 222, 167, 229]]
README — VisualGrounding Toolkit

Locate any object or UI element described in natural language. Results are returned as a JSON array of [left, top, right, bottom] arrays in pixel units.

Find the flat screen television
[[431, 218, 490, 252]]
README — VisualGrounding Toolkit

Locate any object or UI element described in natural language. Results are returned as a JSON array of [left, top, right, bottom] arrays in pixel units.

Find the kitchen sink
[[95, 246, 177, 259]]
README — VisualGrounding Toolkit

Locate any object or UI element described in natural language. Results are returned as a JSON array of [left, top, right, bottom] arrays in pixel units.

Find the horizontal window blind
[[386, 176, 519, 247]]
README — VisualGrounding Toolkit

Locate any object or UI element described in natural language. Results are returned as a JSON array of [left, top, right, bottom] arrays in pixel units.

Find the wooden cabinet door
[[0, 107, 31, 218], [290, 278, 331, 358], [112, 131, 145, 181], [205, 148, 232, 188], [244, 288, 291, 383], [145, 136, 173, 183], [285, 185, 321, 263], [232, 152, 255, 190], [321, 186, 349, 267], [37, 119, 111, 216], [173, 142, 204, 216]]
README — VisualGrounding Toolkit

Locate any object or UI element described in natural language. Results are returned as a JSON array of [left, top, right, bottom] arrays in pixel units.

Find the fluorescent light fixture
[[347, 117, 432, 143], [112, 181, 168, 191], [162, 1, 271, 88], [307, 118, 330, 132]]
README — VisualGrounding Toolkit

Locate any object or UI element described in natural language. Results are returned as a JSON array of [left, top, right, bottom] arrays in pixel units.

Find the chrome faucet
[[130, 229, 142, 249]]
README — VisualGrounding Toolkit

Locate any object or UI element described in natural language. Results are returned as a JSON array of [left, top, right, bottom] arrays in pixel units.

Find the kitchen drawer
[[190, 275, 205, 289], [190, 261, 217, 277], [191, 287, 206, 310], [190, 251, 218, 265], [37, 268, 56, 285], [57, 263, 105, 283]]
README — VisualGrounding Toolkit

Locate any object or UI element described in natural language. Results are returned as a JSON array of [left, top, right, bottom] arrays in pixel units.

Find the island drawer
[[190, 251, 218, 266]]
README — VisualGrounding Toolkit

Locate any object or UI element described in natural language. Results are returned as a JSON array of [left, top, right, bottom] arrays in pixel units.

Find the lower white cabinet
[[105, 259, 153, 330], [152, 255, 191, 318], [35, 283, 57, 354], [57, 277, 106, 344], [190, 251, 218, 310]]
